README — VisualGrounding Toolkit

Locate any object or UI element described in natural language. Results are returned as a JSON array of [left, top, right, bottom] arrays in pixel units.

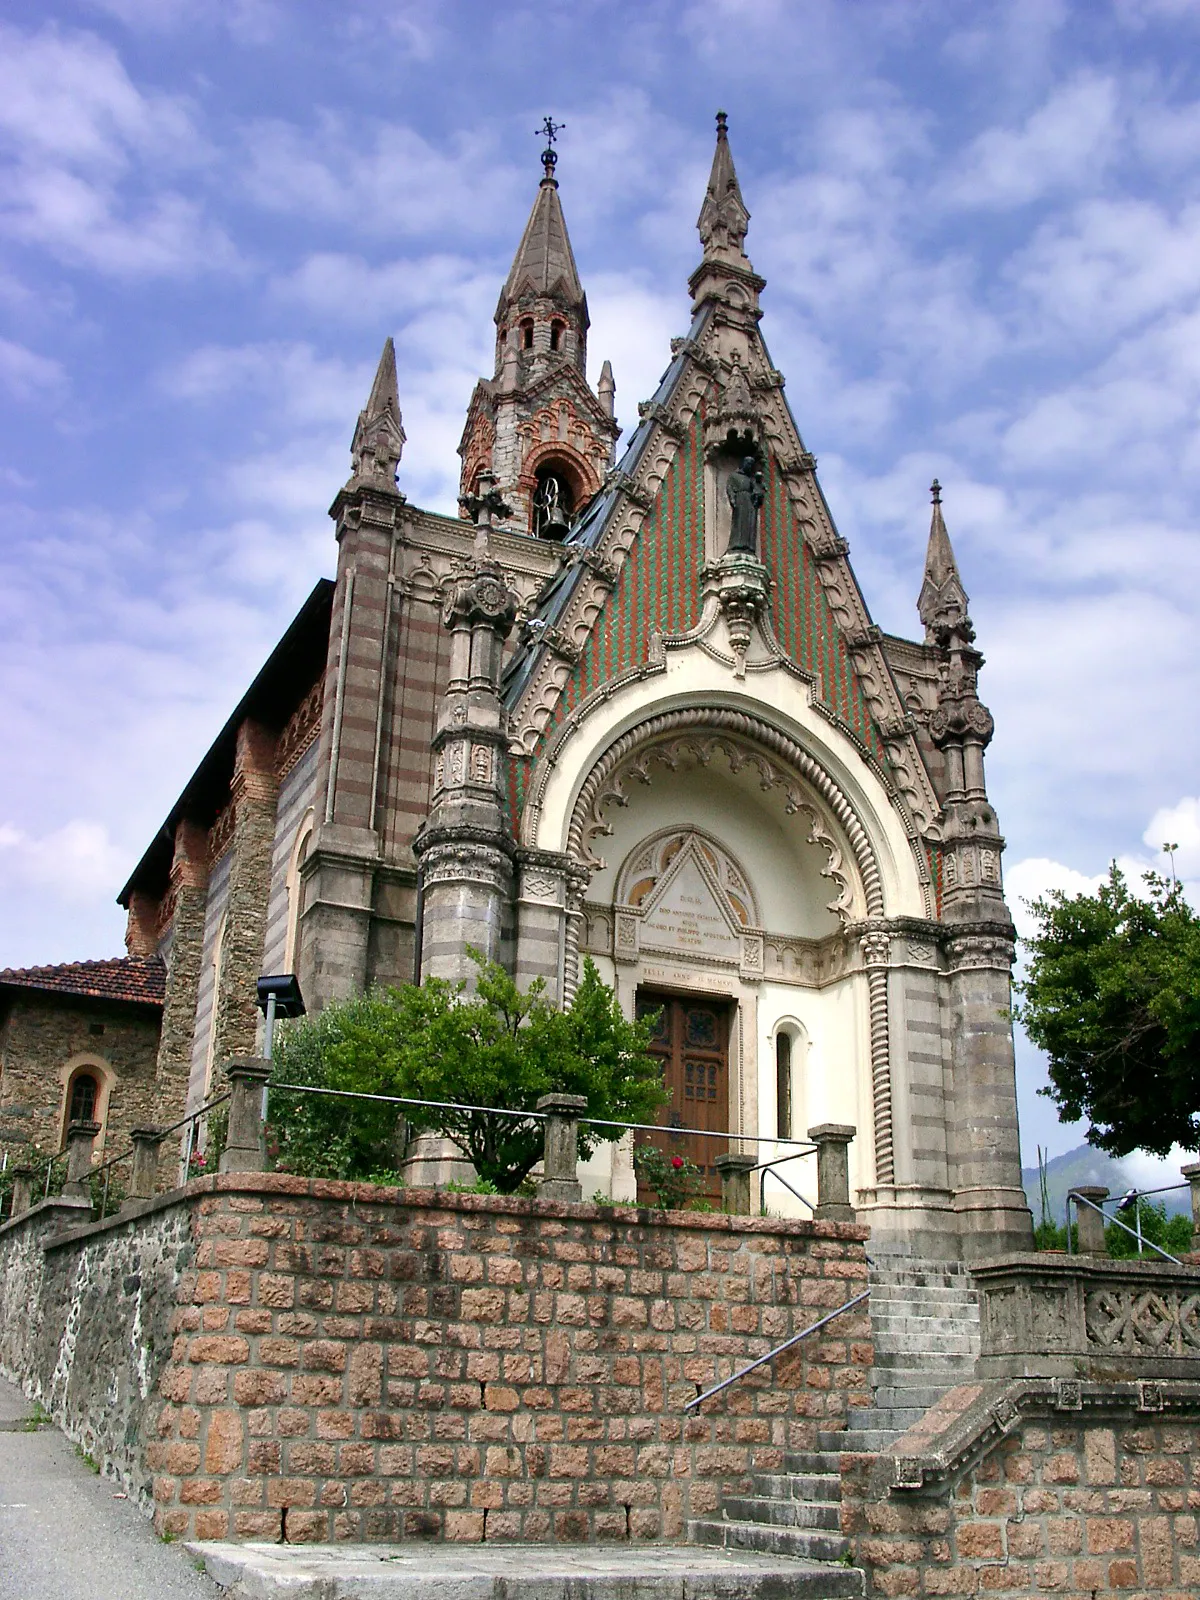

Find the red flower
[[671, 1155, 684, 1169]]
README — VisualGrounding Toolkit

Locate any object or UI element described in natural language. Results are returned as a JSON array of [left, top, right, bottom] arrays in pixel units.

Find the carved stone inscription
[[641, 856, 741, 962]]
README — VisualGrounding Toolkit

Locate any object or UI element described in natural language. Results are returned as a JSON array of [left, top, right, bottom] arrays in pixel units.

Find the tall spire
[[495, 120, 587, 376], [349, 337, 405, 490], [689, 111, 763, 312], [697, 110, 751, 267], [918, 479, 970, 644]]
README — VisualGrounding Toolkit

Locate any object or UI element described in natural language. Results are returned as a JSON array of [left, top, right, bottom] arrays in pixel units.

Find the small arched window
[[775, 1033, 792, 1141], [550, 321, 564, 352], [68, 1071, 98, 1125], [521, 319, 534, 350]]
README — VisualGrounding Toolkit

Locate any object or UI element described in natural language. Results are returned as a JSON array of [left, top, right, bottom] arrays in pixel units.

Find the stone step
[[871, 1347, 978, 1366], [820, 1429, 900, 1454], [196, 1542, 867, 1600], [869, 1293, 979, 1312], [869, 1316, 978, 1337], [783, 1451, 844, 1476], [722, 1497, 842, 1531], [870, 1385, 968, 1410], [751, 1474, 841, 1503], [689, 1519, 852, 1567]]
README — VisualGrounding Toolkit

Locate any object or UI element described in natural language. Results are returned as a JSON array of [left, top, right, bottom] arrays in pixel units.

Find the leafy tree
[[1105, 1198, 1193, 1260], [1015, 865, 1200, 1158], [268, 953, 666, 1192]]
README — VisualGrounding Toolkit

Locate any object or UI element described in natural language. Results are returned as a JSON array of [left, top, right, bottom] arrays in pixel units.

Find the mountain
[[1021, 1144, 1189, 1226]]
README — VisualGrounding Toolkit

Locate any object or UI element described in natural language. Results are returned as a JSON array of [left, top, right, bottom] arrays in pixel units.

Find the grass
[[74, 1443, 100, 1474], [21, 1401, 50, 1432]]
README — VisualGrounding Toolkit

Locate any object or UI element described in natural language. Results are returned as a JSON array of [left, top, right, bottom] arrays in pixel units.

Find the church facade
[[102, 115, 1032, 1258]]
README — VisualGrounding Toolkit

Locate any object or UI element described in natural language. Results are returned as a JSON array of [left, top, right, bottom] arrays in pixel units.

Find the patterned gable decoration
[[512, 402, 890, 823]]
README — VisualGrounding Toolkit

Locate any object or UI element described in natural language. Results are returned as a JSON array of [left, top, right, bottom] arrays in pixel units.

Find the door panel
[[636, 990, 731, 1203]]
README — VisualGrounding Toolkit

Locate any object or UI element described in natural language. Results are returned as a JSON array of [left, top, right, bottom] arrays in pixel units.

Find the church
[[3, 115, 1032, 1259]]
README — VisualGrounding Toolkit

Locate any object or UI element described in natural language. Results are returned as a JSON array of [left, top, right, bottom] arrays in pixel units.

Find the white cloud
[[0, 21, 232, 277], [0, 819, 126, 901], [946, 75, 1121, 209], [1144, 796, 1200, 879], [0, 339, 65, 400]]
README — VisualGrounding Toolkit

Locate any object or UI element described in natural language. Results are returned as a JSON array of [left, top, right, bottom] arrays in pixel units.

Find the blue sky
[[1, 0, 1199, 1168]]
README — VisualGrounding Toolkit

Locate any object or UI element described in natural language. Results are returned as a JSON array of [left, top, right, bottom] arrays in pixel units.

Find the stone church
[[3, 116, 1031, 1258]]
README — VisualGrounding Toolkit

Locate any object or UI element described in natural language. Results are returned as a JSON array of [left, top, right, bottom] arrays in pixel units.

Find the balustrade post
[[9, 1164, 35, 1218], [715, 1153, 757, 1215], [219, 1058, 272, 1174], [62, 1120, 101, 1200], [1070, 1185, 1109, 1256], [1181, 1162, 1200, 1254], [536, 1093, 587, 1203], [808, 1123, 856, 1221], [129, 1127, 167, 1202]]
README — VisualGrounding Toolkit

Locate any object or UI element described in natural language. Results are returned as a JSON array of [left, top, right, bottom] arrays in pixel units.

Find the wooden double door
[[635, 990, 731, 1204]]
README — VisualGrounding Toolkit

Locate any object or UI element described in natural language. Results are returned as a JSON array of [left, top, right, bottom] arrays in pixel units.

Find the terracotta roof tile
[[0, 957, 166, 1008]]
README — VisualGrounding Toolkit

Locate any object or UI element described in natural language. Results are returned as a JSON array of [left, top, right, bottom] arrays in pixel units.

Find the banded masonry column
[[123, 890, 161, 958], [209, 719, 279, 1067], [414, 476, 518, 984], [919, 483, 1032, 1257], [152, 820, 209, 1128], [298, 338, 407, 1010]]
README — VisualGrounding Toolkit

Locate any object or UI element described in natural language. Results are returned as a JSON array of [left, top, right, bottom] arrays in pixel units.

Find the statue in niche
[[726, 455, 764, 555]]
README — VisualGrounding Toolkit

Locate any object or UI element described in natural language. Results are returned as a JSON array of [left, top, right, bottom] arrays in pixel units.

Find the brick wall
[[842, 1394, 1200, 1597], [0, 1175, 871, 1545]]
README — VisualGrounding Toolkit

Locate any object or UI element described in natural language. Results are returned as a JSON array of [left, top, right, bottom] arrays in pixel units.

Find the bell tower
[[458, 119, 619, 540]]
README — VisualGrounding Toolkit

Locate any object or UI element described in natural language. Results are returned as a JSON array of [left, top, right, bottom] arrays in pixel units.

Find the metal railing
[[1066, 1189, 1182, 1266], [86, 1091, 232, 1220], [684, 1288, 870, 1411], [755, 1148, 817, 1214]]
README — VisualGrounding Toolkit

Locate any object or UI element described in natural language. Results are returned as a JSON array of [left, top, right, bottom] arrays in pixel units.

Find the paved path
[[0, 1376, 219, 1600]]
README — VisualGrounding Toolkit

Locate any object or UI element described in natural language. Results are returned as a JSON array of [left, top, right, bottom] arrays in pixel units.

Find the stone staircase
[[689, 1254, 980, 1567], [841, 1254, 981, 1453]]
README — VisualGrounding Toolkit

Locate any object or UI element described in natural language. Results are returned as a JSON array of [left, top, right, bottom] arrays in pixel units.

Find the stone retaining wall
[[842, 1379, 1200, 1597], [0, 1175, 871, 1544]]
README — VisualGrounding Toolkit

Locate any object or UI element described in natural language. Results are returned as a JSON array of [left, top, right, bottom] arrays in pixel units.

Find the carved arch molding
[[564, 707, 885, 922], [560, 706, 895, 1183]]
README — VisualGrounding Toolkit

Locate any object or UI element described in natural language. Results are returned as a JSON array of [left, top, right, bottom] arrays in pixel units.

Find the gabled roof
[[0, 957, 165, 1009]]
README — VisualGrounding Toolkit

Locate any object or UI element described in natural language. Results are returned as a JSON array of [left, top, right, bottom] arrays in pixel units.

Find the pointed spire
[[350, 337, 405, 490], [918, 479, 970, 642], [598, 358, 615, 419], [498, 166, 586, 315], [697, 110, 751, 268]]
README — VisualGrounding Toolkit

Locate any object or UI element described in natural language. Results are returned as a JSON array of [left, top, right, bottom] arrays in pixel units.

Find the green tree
[[1015, 865, 1200, 1158], [268, 953, 666, 1192]]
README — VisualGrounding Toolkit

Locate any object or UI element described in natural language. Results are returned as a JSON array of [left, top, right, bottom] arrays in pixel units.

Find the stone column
[[129, 1127, 166, 1203], [715, 1153, 757, 1215], [809, 1123, 855, 1221], [219, 1058, 271, 1174], [945, 929, 1033, 1257], [1182, 1162, 1200, 1253], [415, 483, 519, 986], [537, 1093, 587, 1203], [1071, 1186, 1108, 1256], [9, 1165, 35, 1218], [210, 720, 279, 1068], [62, 1119, 100, 1201], [860, 930, 894, 1186], [152, 820, 209, 1127]]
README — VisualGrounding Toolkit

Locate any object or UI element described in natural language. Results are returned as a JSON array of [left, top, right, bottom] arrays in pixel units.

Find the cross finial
[[930, 478, 942, 505], [537, 115, 564, 180]]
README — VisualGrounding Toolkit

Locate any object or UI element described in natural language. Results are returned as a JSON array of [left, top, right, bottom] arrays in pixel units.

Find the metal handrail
[[268, 1081, 819, 1148], [1066, 1190, 1182, 1266], [684, 1289, 870, 1411], [754, 1149, 817, 1215]]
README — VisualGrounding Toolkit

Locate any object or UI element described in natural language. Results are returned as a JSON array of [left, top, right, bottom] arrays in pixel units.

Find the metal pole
[[262, 991, 276, 1124]]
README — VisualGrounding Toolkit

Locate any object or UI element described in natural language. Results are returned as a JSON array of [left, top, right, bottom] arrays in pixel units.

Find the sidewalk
[[0, 1376, 218, 1600]]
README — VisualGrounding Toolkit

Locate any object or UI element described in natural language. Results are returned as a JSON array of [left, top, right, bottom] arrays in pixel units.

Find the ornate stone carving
[[1086, 1287, 1200, 1356], [566, 707, 883, 922]]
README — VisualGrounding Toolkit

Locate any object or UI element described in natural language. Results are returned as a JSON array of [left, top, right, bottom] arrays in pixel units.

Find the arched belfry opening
[[532, 461, 575, 539]]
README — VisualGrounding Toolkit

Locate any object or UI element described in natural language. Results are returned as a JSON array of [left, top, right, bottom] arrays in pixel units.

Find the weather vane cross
[[537, 115, 564, 178]]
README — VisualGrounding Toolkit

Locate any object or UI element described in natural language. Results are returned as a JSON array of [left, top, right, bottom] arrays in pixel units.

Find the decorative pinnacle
[[931, 478, 942, 505], [716, 109, 728, 137], [538, 115, 564, 181]]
